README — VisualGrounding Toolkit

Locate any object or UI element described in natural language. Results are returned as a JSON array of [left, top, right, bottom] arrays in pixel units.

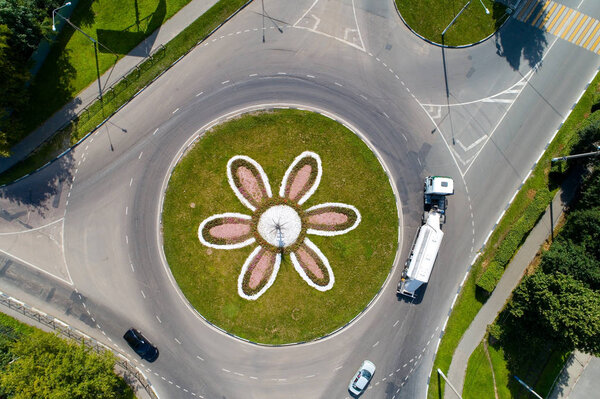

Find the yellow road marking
[[531, 1, 551, 27], [569, 15, 587, 42], [517, 0, 537, 20], [583, 22, 600, 48], [524, 0, 541, 22], [546, 5, 566, 32], [575, 17, 593, 45], [538, 3, 558, 28], [555, 9, 574, 37], [590, 30, 600, 51]]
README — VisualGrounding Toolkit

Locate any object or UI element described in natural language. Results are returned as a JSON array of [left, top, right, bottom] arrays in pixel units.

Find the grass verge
[[395, 0, 508, 46], [463, 343, 495, 399], [0, 0, 249, 186], [19, 0, 193, 138], [427, 70, 600, 399], [162, 110, 398, 344]]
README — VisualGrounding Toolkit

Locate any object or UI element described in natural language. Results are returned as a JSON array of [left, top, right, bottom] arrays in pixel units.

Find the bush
[[476, 261, 504, 293]]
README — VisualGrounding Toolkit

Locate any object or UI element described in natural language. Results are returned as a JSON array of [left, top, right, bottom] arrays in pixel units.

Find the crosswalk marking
[[568, 15, 587, 42], [514, 1, 600, 54], [575, 16, 593, 45]]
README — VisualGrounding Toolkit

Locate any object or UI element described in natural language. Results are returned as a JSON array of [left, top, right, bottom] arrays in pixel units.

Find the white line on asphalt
[[360, 94, 367, 100], [306, 74, 316, 79], [196, 355, 204, 361], [305, 375, 315, 378], [334, 365, 343, 371], [222, 369, 231, 373], [196, 91, 204, 97], [141, 290, 146, 299], [334, 82, 343, 87], [234, 372, 244, 376], [249, 376, 258, 380], [383, 111, 390, 119], [155, 315, 162, 323], [249, 74, 257, 77], [125, 206, 128, 215], [221, 80, 229, 84], [153, 128, 158, 135], [372, 341, 379, 347], [402, 133, 408, 142], [130, 263, 134, 272], [294, 0, 319, 26], [125, 235, 128, 244], [138, 152, 143, 159], [174, 338, 181, 344], [129, 178, 133, 186], [277, 72, 287, 75], [172, 108, 180, 114], [393, 320, 399, 327]]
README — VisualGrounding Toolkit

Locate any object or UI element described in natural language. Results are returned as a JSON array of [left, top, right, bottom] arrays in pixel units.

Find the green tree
[[0, 330, 132, 399], [541, 239, 600, 290], [507, 272, 600, 354], [561, 208, 600, 258]]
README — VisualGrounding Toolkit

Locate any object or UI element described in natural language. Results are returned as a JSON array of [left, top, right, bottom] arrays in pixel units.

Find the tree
[[561, 208, 600, 258], [0, 330, 132, 399], [506, 272, 600, 354], [541, 239, 600, 290]]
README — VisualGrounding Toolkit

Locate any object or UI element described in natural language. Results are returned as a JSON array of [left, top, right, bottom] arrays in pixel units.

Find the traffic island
[[162, 109, 398, 344]]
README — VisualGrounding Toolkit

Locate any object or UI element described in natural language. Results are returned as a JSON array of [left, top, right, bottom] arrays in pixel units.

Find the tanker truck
[[397, 176, 454, 298]]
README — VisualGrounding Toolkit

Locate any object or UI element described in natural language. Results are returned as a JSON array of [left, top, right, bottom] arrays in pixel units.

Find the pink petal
[[307, 212, 348, 226], [305, 203, 361, 236], [236, 166, 265, 207], [287, 164, 312, 202], [248, 250, 276, 289], [228, 156, 272, 211], [239, 247, 281, 299], [279, 152, 321, 205], [198, 213, 254, 249], [296, 245, 324, 280]]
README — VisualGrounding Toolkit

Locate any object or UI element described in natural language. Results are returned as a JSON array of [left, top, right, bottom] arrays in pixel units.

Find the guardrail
[[0, 291, 158, 399]]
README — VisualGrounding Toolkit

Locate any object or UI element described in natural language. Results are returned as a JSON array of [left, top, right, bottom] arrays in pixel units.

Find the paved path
[[444, 173, 581, 398], [0, 0, 219, 174], [548, 351, 600, 399]]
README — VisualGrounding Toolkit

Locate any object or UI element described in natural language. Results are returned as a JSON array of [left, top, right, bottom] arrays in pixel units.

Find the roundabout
[[162, 110, 399, 344]]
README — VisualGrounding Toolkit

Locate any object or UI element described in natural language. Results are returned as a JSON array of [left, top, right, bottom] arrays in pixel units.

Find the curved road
[[0, 1, 599, 398]]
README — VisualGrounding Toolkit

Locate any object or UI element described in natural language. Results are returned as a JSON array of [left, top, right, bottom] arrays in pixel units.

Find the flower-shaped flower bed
[[198, 151, 361, 300], [162, 110, 398, 344]]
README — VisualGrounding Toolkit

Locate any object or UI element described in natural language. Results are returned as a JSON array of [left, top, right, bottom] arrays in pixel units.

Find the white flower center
[[257, 205, 302, 247]]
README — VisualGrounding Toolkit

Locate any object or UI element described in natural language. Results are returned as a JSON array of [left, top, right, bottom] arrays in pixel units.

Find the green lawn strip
[[463, 342, 496, 399], [19, 0, 192, 138], [395, 0, 508, 47], [488, 343, 511, 399], [427, 71, 600, 399], [534, 349, 571, 397], [0, 0, 249, 186], [162, 110, 398, 344]]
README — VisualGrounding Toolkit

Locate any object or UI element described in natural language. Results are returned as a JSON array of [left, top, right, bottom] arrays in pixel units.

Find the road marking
[[334, 365, 343, 371], [129, 178, 133, 187], [196, 355, 204, 361], [196, 91, 204, 97], [155, 315, 162, 323], [306, 74, 315, 78], [172, 108, 180, 114], [277, 72, 287, 75], [249, 74, 257, 77], [234, 372, 244, 376], [393, 320, 399, 327], [153, 128, 159, 135], [125, 206, 128, 215], [221, 80, 230, 85], [372, 341, 379, 347], [382, 111, 390, 119], [141, 290, 146, 299], [305, 374, 315, 378], [575, 17, 593, 45], [334, 82, 343, 87], [125, 235, 128, 244], [138, 151, 143, 160], [249, 376, 258, 380], [222, 369, 231, 373], [130, 263, 135, 272], [174, 338, 181, 345]]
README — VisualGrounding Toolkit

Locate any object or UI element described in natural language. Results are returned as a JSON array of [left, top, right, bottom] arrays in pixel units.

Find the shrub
[[476, 261, 504, 293]]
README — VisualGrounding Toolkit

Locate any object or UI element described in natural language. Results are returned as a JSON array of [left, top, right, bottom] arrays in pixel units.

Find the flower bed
[[162, 110, 398, 344]]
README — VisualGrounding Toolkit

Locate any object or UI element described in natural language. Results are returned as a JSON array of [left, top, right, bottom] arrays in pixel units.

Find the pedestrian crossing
[[514, 0, 600, 54]]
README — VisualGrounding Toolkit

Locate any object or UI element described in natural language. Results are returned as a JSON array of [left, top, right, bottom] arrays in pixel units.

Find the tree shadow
[[0, 152, 74, 215], [96, 0, 166, 55], [494, 5, 548, 71]]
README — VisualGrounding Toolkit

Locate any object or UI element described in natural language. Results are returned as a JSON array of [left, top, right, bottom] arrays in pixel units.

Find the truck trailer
[[397, 176, 454, 298]]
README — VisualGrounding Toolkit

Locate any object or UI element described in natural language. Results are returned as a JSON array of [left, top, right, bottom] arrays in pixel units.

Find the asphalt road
[[0, 1, 599, 398]]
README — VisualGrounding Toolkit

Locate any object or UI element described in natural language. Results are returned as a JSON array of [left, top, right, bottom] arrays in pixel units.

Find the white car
[[348, 360, 376, 396]]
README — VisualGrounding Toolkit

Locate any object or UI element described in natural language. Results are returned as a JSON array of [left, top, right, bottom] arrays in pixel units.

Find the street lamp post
[[478, 0, 491, 15], [52, 2, 115, 102], [514, 376, 543, 399]]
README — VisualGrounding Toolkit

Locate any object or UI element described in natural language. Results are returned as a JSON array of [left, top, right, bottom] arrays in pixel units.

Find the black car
[[123, 328, 159, 362]]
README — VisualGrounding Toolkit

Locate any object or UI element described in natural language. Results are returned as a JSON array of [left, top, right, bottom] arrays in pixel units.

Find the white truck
[[397, 176, 454, 298]]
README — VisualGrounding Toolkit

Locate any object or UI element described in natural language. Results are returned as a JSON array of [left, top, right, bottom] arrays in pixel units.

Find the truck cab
[[424, 176, 454, 223]]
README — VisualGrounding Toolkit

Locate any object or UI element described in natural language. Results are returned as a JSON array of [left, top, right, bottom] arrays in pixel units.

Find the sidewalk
[[0, 0, 219, 174], [444, 174, 581, 399], [548, 351, 599, 399]]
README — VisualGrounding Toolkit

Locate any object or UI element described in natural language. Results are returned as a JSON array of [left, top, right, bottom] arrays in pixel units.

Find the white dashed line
[[125, 206, 128, 215], [222, 368, 231, 373], [306, 74, 315, 78], [393, 320, 399, 327], [196, 355, 204, 361], [249, 376, 258, 380], [334, 82, 343, 87], [156, 315, 162, 323], [172, 108, 180, 114], [153, 128, 159, 135], [174, 338, 182, 345], [277, 72, 287, 75], [129, 178, 133, 187], [372, 341, 379, 347], [196, 91, 204, 97], [221, 80, 230, 84], [130, 263, 135, 272], [138, 151, 143, 159], [141, 290, 146, 299], [249, 73, 258, 77]]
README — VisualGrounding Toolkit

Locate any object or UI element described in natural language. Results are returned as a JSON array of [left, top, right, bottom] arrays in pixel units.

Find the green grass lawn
[[427, 70, 600, 399], [395, 0, 508, 46], [18, 0, 192, 138], [162, 110, 398, 344], [463, 343, 496, 399]]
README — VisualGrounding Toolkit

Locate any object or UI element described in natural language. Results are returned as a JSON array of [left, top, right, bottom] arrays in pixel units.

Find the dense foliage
[[0, 315, 132, 399]]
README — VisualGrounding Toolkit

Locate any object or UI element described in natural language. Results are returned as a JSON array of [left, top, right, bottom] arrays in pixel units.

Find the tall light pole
[[52, 2, 116, 102], [478, 0, 490, 15]]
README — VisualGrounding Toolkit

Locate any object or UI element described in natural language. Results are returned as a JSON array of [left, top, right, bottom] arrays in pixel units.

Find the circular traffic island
[[162, 109, 398, 344]]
